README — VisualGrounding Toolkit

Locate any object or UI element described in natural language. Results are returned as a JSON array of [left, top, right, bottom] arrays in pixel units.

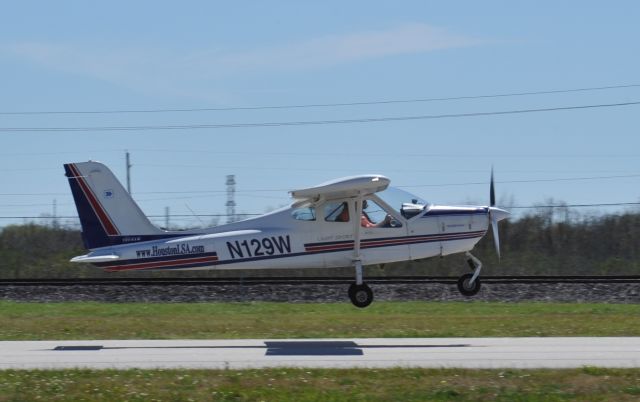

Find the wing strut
[[352, 194, 364, 285]]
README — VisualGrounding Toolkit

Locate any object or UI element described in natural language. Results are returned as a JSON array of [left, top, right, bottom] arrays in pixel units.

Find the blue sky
[[1, 1, 639, 228]]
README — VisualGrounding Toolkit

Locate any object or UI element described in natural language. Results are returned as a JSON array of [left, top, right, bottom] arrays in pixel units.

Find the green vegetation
[[2, 367, 640, 401], [0, 224, 87, 279], [1, 210, 640, 278], [2, 301, 640, 340]]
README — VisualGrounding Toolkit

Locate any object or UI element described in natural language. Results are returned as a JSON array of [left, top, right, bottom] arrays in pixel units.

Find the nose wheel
[[457, 273, 481, 296], [457, 252, 483, 297]]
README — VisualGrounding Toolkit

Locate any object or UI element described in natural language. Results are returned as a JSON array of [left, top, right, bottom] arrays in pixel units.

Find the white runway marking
[[1, 338, 640, 370]]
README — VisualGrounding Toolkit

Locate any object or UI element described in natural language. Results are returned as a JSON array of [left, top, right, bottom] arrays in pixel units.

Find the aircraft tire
[[457, 273, 481, 297], [348, 283, 374, 308]]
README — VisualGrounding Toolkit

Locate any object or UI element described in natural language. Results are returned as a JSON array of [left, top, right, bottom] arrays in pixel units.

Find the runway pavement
[[2, 337, 640, 370]]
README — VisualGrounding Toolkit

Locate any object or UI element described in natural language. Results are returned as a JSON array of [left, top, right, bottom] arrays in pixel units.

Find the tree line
[[0, 210, 638, 279]]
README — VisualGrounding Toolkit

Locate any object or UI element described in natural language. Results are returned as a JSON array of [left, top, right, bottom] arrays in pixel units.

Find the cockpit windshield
[[376, 187, 429, 219]]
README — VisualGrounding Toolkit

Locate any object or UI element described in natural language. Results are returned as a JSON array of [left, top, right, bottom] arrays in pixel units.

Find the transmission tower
[[226, 175, 236, 223]]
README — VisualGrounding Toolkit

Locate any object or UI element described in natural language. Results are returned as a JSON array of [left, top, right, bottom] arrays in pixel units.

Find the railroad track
[[2, 276, 640, 286]]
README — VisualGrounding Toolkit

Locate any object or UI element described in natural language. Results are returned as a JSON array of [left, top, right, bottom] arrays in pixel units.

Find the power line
[[135, 194, 287, 202], [0, 167, 61, 172], [98, 173, 640, 193], [0, 147, 637, 159], [1, 172, 639, 198], [397, 173, 640, 188], [0, 150, 122, 157], [0, 214, 261, 220], [1, 202, 638, 220], [137, 173, 640, 194], [0, 202, 75, 208], [131, 149, 640, 158], [1, 101, 639, 132], [510, 202, 640, 209], [0, 149, 637, 159], [1, 83, 638, 115], [135, 163, 640, 173]]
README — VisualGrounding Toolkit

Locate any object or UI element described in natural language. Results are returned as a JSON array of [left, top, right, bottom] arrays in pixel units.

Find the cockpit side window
[[362, 199, 402, 228], [324, 201, 350, 222], [291, 206, 316, 221]]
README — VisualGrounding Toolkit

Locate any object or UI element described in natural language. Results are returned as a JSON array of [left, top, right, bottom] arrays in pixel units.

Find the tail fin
[[64, 161, 162, 249]]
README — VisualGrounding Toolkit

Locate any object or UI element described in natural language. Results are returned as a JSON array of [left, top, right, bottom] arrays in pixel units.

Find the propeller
[[488, 167, 509, 260], [490, 168, 495, 207]]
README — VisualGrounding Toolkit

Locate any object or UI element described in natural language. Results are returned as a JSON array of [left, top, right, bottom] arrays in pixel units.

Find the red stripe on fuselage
[[305, 243, 354, 252], [304, 231, 486, 252], [70, 164, 119, 236], [104, 255, 219, 272]]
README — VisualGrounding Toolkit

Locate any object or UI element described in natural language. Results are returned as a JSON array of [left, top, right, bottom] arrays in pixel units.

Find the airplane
[[64, 161, 509, 308]]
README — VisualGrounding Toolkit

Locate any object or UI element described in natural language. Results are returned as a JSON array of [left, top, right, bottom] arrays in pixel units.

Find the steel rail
[[1, 276, 640, 286]]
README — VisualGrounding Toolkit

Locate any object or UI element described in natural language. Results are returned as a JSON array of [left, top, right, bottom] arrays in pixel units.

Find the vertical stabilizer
[[64, 161, 162, 249]]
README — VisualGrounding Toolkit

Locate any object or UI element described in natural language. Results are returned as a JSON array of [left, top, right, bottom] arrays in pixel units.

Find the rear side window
[[324, 201, 350, 222]]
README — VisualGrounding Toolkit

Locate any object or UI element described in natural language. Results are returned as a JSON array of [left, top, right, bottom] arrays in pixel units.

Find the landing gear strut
[[457, 252, 482, 297], [349, 260, 373, 308]]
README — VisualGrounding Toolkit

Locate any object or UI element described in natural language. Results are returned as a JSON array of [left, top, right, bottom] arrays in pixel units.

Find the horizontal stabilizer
[[70, 254, 120, 263]]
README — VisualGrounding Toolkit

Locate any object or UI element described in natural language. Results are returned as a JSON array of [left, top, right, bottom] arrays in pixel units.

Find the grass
[[2, 367, 640, 401], [3, 301, 640, 400], [1, 301, 640, 340]]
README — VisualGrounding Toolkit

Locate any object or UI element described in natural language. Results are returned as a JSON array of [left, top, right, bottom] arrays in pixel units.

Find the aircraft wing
[[290, 175, 390, 201]]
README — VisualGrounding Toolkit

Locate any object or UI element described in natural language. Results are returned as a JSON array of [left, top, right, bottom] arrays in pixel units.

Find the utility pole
[[165, 206, 170, 230], [125, 150, 132, 194], [226, 175, 236, 224], [52, 199, 58, 229]]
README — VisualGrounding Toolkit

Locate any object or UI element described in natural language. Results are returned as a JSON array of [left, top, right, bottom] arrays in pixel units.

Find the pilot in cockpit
[[361, 200, 393, 228]]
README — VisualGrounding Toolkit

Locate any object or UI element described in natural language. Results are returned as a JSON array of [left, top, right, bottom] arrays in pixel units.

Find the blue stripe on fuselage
[[423, 208, 488, 217], [305, 231, 485, 248]]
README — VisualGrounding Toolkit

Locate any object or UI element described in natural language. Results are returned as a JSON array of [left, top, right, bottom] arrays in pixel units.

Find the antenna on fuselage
[[184, 203, 205, 227]]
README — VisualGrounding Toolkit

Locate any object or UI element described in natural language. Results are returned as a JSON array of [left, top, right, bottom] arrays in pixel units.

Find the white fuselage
[[90, 195, 490, 273]]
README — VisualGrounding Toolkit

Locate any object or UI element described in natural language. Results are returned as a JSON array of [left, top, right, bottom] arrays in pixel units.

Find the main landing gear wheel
[[457, 273, 481, 297], [349, 283, 374, 308]]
